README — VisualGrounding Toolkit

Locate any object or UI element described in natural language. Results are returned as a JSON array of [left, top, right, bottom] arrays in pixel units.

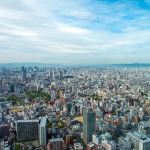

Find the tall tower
[[22, 69, 27, 81], [0, 79, 2, 88], [41, 76, 45, 86], [48, 70, 52, 82], [36, 75, 39, 84], [52, 70, 55, 80], [39, 117, 47, 147], [83, 107, 96, 144], [10, 84, 14, 93], [59, 70, 63, 80]]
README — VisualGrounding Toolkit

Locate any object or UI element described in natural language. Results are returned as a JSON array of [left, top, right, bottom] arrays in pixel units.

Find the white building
[[101, 139, 116, 150], [126, 131, 150, 150], [74, 143, 83, 150], [39, 117, 47, 147], [92, 133, 112, 145]]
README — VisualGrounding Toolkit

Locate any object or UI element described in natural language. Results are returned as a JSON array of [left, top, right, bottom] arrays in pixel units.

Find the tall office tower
[[52, 70, 55, 80], [22, 69, 27, 81], [41, 76, 45, 86], [64, 69, 67, 75], [39, 117, 47, 147], [10, 84, 14, 93], [0, 113, 2, 123], [16, 120, 39, 141], [0, 79, 2, 88], [58, 70, 63, 80], [2, 79, 5, 88], [49, 70, 52, 78], [22, 66, 25, 71], [36, 75, 39, 84], [83, 107, 96, 144]]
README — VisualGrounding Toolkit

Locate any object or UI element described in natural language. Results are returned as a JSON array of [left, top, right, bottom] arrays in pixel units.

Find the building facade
[[39, 117, 47, 147], [126, 131, 150, 150], [16, 120, 39, 141], [83, 107, 96, 144], [47, 138, 66, 150]]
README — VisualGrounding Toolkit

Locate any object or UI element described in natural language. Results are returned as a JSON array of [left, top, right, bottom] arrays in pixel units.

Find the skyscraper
[[52, 70, 55, 80], [22, 69, 27, 81], [49, 70, 52, 78], [36, 75, 39, 84], [10, 84, 14, 93], [0, 79, 2, 88], [39, 117, 47, 147], [58, 70, 63, 80], [83, 107, 96, 144], [41, 76, 45, 86]]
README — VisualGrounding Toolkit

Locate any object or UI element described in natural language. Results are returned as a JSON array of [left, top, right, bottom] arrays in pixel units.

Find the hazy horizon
[[1, 0, 150, 64]]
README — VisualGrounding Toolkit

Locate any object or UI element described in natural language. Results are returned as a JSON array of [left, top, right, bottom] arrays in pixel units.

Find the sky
[[0, 0, 150, 64]]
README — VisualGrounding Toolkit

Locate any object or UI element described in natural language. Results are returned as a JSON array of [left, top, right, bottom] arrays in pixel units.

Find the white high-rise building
[[39, 117, 47, 147], [49, 70, 52, 78], [36, 76, 39, 84], [52, 70, 55, 80], [41, 76, 45, 86]]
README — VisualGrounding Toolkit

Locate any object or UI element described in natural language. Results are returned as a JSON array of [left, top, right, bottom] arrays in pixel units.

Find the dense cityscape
[[1, 0, 150, 149], [0, 66, 150, 150]]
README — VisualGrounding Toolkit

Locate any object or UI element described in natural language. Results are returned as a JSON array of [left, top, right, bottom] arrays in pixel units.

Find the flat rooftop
[[127, 132, 150, 143], [49, 138, 63, 143], [17, 120, 39, 123]]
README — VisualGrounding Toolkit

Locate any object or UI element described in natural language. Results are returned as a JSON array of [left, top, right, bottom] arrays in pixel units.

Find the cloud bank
[[0, 0, 150, 64]]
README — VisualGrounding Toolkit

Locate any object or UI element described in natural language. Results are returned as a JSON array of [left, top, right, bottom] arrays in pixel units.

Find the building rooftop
[[48, 138, 63, 143], [88, 143, 95, 147], [40, 117, 47, 127], [17, 120, 39, 123], [127, 132, 150, 143]]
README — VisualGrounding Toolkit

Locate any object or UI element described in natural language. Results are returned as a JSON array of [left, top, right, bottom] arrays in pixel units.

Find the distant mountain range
[[111, 63, 150, 67], [0, 62, 59, 67], [0, 62, 150, 68]]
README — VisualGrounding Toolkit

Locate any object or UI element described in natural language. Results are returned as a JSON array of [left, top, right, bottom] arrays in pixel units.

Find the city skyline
[[0, 0, 150, 64]]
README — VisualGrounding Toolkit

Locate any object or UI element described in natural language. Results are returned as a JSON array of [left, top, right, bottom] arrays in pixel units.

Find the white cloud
[[0, 0, 150, 64], [59, 26, 90, 34]]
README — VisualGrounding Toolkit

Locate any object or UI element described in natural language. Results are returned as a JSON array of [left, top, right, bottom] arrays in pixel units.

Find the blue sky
[[0, 0, 150, 64]]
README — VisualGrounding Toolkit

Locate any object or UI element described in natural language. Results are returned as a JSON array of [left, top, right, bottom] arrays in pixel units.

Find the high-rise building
[[41, 76, 45, 86], [49, 70, 52, 78], [64, 69, 67, 75], [39, 117, 47, 147], [10, 84, 14, 93], [0, 79, 2, 88], [52, 70, 55, 80], [22, 66, 25, 71], [58, 70, 63, 80], [16, 120, 39, 141], [22, 69, 27, 81], [2, 79, 5, 88], [0, 113, 2, 124], [83, 107, 96, 144], [36, 75, 39, 84]]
